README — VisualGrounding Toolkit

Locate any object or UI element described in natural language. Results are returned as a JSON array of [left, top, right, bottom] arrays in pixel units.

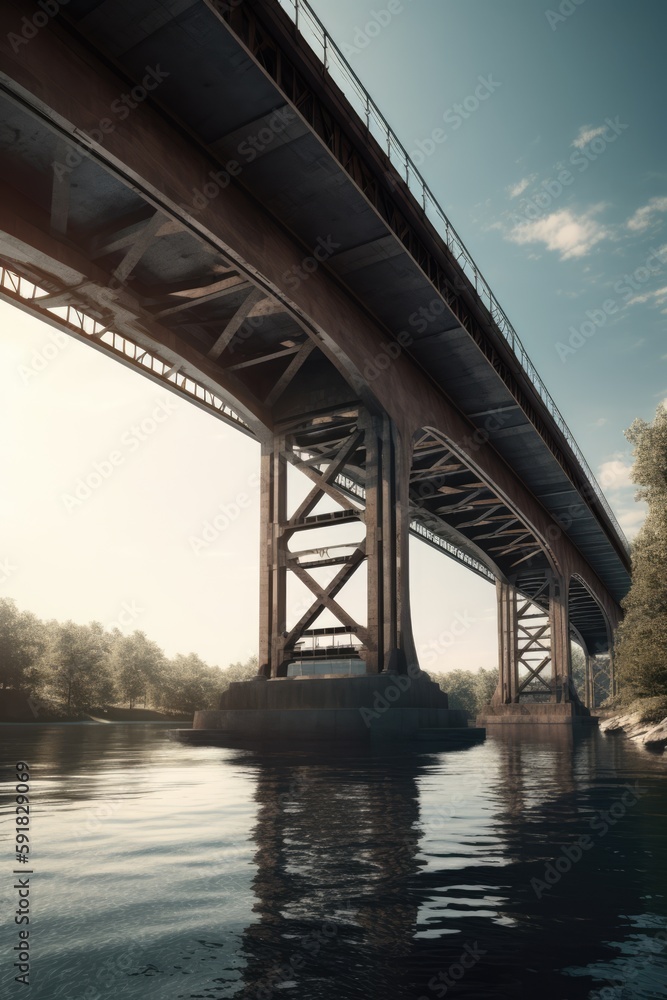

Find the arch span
[[410, 426, 560, 583]]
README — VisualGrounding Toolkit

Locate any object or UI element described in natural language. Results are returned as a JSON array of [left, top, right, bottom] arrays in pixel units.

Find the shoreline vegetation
[[607, 403, 667, 753], [0, 598, 258, 723]]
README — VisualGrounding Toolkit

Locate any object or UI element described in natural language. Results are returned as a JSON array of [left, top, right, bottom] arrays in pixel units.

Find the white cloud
[[597, 452, 645, 538], [627, 196, 667, 232], [592, 417, 607, 427], [507, 175, 536, 199], [617, 505, 647, 539], [508, 207, 609, 259], [627, 284, 667, 307], [598, 456, 633, 490], [571, 125, 607, 149]]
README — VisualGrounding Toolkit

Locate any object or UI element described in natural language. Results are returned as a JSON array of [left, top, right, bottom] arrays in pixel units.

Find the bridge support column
[[493, 573, 575, 706], [496, 580, 519, 704], [550, 576, 573, 702], [258, 407, 418, 678]]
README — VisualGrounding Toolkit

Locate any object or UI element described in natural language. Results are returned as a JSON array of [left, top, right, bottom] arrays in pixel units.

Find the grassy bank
[[0, 691, 191, 723]]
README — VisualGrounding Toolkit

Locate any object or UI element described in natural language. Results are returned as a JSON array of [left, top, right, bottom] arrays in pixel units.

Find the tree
[[220, 654, 259, 689], [46, 621, 116, 711], [474, 667, 498, 709], [0, 599, 45, 693], [570, 644, 586, 699], [438, 669, 479, 717], [157, 653, 223, 715], [437, 666, 499, 717], [615, 403, 667, 698], [108, 630, 165, 708]]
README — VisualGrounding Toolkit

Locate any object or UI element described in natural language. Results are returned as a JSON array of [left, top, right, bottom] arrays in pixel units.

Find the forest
[[0, 601, 256, 718]]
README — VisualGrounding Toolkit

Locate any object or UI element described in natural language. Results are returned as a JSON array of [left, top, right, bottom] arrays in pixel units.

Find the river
[[1, 723, 666, 1000]]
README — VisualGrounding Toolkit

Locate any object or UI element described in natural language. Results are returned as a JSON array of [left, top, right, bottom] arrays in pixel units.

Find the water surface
[[1, 723, 666, 999]]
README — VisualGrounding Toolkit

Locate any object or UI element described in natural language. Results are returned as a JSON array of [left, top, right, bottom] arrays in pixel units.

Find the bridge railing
[[275, 0, 630, 556]]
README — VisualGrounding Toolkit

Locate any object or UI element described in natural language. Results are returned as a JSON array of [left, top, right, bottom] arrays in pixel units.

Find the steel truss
[[259, 407, 418, 676], [495, 573, 577, 705]]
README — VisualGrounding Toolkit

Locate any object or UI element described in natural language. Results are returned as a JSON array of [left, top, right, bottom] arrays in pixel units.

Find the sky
[[1, 0, 665, 673]]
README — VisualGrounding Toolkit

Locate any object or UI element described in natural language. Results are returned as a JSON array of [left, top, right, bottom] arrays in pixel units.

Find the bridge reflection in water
[[213, 731, 664, 1000]]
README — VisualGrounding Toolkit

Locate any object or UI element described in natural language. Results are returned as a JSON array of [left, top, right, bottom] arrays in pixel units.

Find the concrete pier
[[189, 674, 480, 744], [477, 702, 596, 726]]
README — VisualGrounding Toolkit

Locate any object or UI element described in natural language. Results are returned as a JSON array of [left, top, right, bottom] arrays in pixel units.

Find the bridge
[[0, 0, 631, 722]]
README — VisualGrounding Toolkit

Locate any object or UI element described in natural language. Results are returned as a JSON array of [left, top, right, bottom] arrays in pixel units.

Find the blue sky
[[307, 0, 667, 536], [1, 0, 664, 672]]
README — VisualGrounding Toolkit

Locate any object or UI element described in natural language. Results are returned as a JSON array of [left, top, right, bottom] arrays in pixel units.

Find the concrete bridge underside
[[0, 0, 631, 713]]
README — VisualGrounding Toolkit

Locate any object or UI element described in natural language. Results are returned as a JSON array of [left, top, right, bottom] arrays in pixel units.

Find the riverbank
[[0, 691, 190, 724], [600, 695, 667, 751]]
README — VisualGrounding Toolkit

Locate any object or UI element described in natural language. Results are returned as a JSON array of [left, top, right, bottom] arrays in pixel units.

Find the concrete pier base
[[477, 701, 597, 727], [186, 674, 483, 744]]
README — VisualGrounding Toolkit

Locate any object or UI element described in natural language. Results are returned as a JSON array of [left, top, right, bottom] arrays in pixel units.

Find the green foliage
[[220, 655, 259, 689], [45, 620, 116, 711], [156, 653, 223, 715], [570, 644, 586, 698], [0, 599, 45, 693], [0, 596, 259, 717], [475, 667, 499, 708], [436, 666, 499, 717], [108, 630, 165, 708], [616, 403, 667, 698]]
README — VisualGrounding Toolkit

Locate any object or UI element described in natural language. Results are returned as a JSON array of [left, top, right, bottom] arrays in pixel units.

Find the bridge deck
[[0, 0, 631, 627]]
